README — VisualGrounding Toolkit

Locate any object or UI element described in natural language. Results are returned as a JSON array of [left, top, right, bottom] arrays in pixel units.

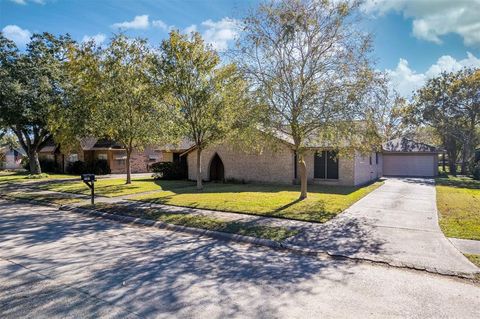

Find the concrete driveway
[[287, 178, 478, 275], [1, 200, 479, 318]]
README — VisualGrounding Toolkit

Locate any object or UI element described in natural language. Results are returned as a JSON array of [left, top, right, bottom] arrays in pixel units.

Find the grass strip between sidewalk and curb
[[77, 203, 299, 242]]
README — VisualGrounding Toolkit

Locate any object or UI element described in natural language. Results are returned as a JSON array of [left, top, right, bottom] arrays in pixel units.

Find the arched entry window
[[209, 153, 224, 182]]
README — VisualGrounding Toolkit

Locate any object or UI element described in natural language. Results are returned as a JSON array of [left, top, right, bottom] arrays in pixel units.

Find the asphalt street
[[0, 200, 479, 318]]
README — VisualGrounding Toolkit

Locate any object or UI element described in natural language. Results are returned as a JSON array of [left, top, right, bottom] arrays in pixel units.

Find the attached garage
[[383, 138, 440, 177]]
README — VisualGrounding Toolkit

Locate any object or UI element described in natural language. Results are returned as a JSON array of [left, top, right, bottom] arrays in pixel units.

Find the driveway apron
[[286, 178, 479, 275]]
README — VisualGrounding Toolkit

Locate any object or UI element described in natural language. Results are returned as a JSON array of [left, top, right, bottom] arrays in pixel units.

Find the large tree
[[0, 33, 73, 174], [411, 69, 480, 175], [237, 0, 379, 199], [156, 31, 252, 190], [58, 34, 171, 184]]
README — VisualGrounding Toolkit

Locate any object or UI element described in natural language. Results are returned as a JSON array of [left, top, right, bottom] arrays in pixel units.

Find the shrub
[[91, 159, 111, 175], [39, 158, 60, 173], [151, 162, 186, 180], [470, 160, 480, 180], [67, 160, 87, 175]]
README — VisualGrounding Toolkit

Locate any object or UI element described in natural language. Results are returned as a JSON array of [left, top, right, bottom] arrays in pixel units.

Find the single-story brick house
[[181, 137, 440, 186], [38, 138, 191, 174]]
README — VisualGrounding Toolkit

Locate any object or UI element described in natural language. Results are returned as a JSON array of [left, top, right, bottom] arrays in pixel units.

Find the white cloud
[[152, 19, 171, 32], [386, 52, 480, 97], [200, 17, 239, 51], [82, 33, 107, 45], [183, 24, 197, 34], [2, 24, 32, 46], [9, 0, 45, 4], [363, 0, 480, 46], [112, 15, 150, 30]]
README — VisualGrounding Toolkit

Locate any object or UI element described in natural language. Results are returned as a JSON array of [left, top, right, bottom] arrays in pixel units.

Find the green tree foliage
[[56, 34, 171, 184], [0, 32, 73, 174], [236, 0, 380, 199], [156, 31, 253, 189], [410, 68, 480, 175]]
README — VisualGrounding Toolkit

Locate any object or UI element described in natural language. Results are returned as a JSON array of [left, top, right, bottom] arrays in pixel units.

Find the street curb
[[1, 196, 478, 281], [58, 204, 286, 250], [58, 203, 479, 280]]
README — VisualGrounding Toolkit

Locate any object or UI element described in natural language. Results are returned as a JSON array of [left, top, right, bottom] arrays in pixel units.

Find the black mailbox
[[81, 174, 96, 204], [81, 174, 96, 182]]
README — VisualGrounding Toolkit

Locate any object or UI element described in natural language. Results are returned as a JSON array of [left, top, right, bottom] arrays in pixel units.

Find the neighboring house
[[38, 138, 193, 174], [0, 146, 26, 170], [181, 136, 439, 186]]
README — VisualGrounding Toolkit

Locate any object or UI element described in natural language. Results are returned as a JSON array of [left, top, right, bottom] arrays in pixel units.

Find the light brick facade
[[186, 142, 380, 186]]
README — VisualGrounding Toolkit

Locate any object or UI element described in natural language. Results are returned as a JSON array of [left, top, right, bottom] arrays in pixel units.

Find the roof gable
[[383, 138, 440, 153]]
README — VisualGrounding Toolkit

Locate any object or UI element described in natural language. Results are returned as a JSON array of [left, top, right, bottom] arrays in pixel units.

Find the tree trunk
[[28, 149, 42, 174], [196, 147, 203, 190], [298, 153, 307, 200], [460, 146, 468, 175], [125, 149, 132, 184], [448, 151, 457, 176]]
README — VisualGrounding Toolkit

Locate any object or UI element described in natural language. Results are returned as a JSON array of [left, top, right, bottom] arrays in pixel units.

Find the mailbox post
[[81, 174, 96, 205]]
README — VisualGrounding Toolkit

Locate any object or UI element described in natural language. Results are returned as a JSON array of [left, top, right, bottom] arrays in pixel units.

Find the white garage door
[[383, 154, 436, 177]]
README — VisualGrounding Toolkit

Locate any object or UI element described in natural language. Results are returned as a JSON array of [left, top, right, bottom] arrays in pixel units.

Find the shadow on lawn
[[435, 177, 480, 190], [0, 200, 385, 318]]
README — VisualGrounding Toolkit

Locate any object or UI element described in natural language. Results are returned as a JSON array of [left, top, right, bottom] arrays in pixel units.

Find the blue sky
[[1, 0, 479, 97]]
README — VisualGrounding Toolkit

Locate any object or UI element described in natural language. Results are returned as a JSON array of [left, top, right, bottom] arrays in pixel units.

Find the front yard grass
[[131, 181, 383, 223], [82, 203, 299, 241], [39, 178, 195, 197], [0, 171, 76, 185], [436, 176, 480, 240]]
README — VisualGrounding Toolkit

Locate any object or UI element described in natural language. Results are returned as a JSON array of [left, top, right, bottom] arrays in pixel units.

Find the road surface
[[0, 200, 478, 318]]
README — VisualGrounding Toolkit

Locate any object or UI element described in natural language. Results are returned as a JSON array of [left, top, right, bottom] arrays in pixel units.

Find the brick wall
[[187, 142, 295, 184], [354, 151, 382, 186]]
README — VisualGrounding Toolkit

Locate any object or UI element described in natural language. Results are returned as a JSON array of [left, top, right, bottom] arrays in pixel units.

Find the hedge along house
[[182, 135, 383, 187]]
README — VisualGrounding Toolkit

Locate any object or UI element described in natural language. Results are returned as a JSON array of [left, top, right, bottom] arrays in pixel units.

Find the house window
[[314, 151, 339, 179], [68, 154, 78, 162], [97, 153, 108, 160], [369, 155, 372, 165], [375, 152, 379, 165]]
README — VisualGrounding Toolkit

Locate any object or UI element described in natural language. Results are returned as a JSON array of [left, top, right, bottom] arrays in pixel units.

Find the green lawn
[[465, 254, 480, 268], [436, 176, 480, 240], [131, 181, 383, 223], [39, 178, 195, 197], [82, 203, 298, 241], [0, 171, 76, 185]]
